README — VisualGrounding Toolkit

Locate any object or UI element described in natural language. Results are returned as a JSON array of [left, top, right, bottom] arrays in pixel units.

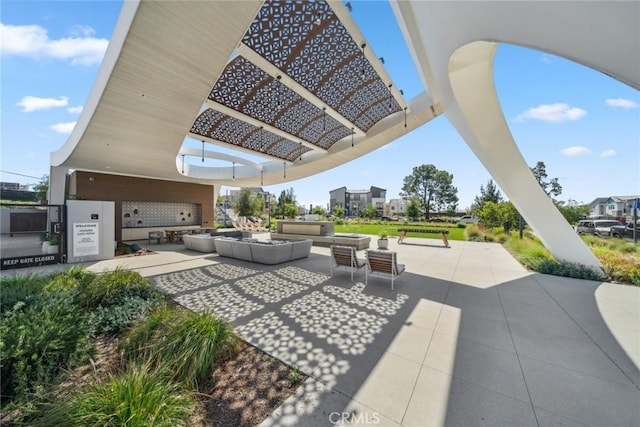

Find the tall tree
[[234, 188, 257, 217], [284, 203, 298, 219], [332, 205, 344, 218], [275, 188, 296, 218], [530, 161, 562, 199], [477, 201, 520, 229], [34, 174, 49, 202], [555, 199, 589, 225], [401, 164, 458, 219], [310, 206, 326, 216], [361, 205, 377, 219], [472, 179, 503, 211], [405, 197, 421, 221]]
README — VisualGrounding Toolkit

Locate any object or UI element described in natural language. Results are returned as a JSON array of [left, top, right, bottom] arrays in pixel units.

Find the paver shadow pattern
[[123, 237, 637, 426]]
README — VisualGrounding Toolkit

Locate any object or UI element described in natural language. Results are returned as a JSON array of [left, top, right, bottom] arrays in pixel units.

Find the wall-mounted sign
[[1, 254, 59, 270], [73, 222, 99, 257]]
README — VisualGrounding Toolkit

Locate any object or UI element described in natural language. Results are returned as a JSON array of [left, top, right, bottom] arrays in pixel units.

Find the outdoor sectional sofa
[[183, 234, 218, 253], [214, 238, 313, 265], [182, 230, 250, 253]]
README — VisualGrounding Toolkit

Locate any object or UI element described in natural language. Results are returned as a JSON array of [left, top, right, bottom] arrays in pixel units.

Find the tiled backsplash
[[122, 201, 201, 228]]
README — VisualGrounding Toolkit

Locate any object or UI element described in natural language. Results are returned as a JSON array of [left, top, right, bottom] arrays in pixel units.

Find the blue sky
[[2, 1, 638, 211]]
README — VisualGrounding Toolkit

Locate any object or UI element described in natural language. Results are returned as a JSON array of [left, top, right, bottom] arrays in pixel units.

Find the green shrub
[[288, 367, 303, 388], [0, 273, 50, 316], [89, 285, 165, 335], [456, 222, 467, 228], [464, 224, 484, 241], [89, 293, 163, 336], [504, 236, 552, 263], [34, 365, 195, 427], [526, 258, 606, 281], [583, 235, 639, 254], [595, 250, 640, 285], [120, 307, 239, 388], [77, 268, 150, 309], [0, 289, 92, 401], [45, 267, 97, 292]]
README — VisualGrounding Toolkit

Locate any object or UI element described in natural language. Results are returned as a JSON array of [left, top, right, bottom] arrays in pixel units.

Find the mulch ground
[[47, 336, 305, 427], [194, 340, 305, 426]]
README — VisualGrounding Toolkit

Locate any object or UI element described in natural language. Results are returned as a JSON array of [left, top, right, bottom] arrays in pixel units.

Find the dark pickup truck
[[610, 222, 638, 238]]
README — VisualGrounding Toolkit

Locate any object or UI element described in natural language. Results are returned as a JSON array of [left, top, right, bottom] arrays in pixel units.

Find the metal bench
[[330, 245, 366, 281], [365, 249, 405, 290], [397, 228, 449, 247]]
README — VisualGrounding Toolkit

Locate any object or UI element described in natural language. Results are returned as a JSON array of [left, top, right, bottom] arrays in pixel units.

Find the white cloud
[[516, 103, 587, 123], [600, 149, 617, 158], [67, 106, 83, 114], [68, 25, 95, 37], [50, 121, 76, 134], [605, 98, 638, 109], [0, 22, 108, 66], [540, 54, 551, 63], [560, 146, 592, 156], [17, 96, 68, 112]]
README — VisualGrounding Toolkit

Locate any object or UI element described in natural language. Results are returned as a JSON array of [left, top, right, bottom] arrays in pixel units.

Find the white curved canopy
[[51, 0, 438, 188], [51, 0, 638, 269]]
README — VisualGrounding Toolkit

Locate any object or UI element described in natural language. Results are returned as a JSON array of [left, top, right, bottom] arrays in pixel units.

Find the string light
[[181, 154, 185, 174], [323, 107, 327, 131], [283, 162, 286, 179], [388, 84, 393, 111], [261, 170, 264, 186], [351, 127, 354, 147], [232, 162, 235, 180], [276, 75, 282, 107], [361, 42, 367, 79], [404, 107, 408, 128], [260, 126, 264, 150], [201, 141, 205, 162], [299, 142, 303, 161]]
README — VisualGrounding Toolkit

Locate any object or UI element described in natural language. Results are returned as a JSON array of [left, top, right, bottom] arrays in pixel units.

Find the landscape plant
[[0, 273, 50, 315], [76, 267, 151, 309], [0, 268, 304, 426], [501, 231, 638, 285], [88, 285, 165, 336], [119, 307, 240, 388], [0, 288, 92, 402], [35, 365, 196, 427], [45, 267, 97, 292]]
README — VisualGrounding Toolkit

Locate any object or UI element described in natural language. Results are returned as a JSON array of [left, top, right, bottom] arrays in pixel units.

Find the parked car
[[576, 219, 623, 237], [458, 215, 481, 224], [610, 221, 638, 238]]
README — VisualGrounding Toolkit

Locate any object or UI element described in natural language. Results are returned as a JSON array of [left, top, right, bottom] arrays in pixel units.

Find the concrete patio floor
[[16, 234, 639, 426]]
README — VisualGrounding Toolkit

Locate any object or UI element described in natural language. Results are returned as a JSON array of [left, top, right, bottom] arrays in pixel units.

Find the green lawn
[[334, 223, 466, 241]]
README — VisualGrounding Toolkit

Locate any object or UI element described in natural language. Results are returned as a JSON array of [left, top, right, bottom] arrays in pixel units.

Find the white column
[[48, 166, 68, 205]]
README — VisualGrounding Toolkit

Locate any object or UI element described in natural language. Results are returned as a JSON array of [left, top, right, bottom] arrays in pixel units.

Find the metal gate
[[0, 204, 66, 270]]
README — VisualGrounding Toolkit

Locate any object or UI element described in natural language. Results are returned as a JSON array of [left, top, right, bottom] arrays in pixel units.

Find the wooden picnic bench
[[397, 228, 449, 247]]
